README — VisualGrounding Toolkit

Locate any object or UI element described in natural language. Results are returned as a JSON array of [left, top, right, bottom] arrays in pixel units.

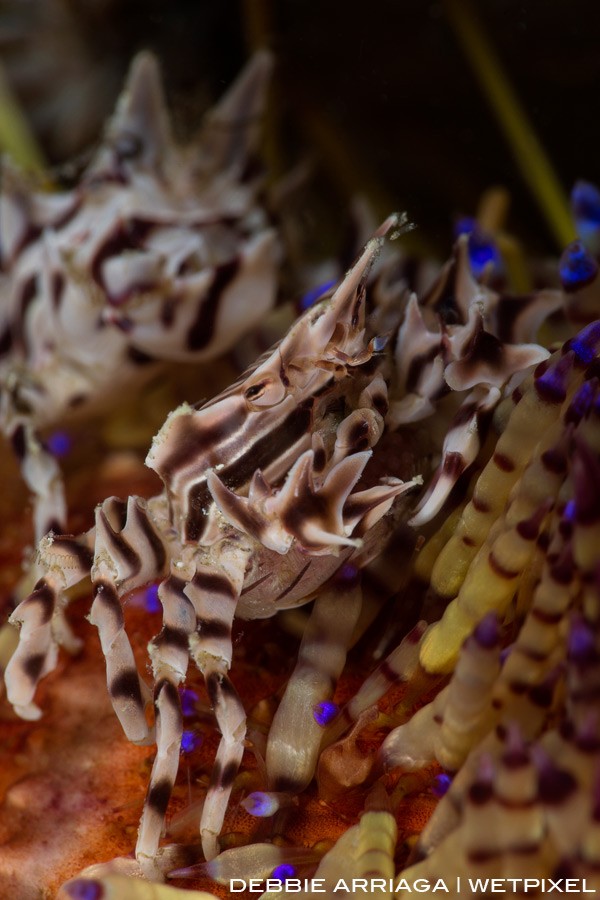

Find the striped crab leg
[[5, 533, 93, 719], [6, 420, 67, 540], [133, 533, 252, 869], [89, 496, 170, 745], [7, 493, 170, 737], [185, 547, 251, 862], [136, 570, 197, 877]]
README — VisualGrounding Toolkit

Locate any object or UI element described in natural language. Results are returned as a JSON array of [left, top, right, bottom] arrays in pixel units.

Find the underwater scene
[[1, 2, 600, 898]]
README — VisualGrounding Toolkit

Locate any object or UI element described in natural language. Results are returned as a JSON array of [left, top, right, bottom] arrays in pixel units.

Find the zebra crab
[[0, 49, 278, 545], [5, 215, 552, 881]]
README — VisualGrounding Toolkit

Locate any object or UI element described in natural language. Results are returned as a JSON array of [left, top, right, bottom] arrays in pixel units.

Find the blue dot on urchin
[[431, 773, 452, 798], [563, 499, 577, 523], [568, 619, 596, 664], [474, 612, 500, 649], [336, 563, 359, 586], [453, 217, 499, 277], [180, 729, 202, 754], [313, 700, 339, 727], [179, 687, 199, 718], [454, 216, 477, 238], [559, 240, 598, 291], [568, 320, 600, 365], [569, 381, 596, 420], [572, 181, 600, 223], [243, 791, 278, 817], [272, 863, 297, 881], [468, 232, 500, 278], [63, 880, 104, 900], [47, 430, 72, 457], [572, 181, 600, 246]]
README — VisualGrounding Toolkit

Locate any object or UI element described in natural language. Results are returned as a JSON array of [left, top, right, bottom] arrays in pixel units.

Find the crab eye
[[245, 382, 266, 401], [243, 376, 286, 409]]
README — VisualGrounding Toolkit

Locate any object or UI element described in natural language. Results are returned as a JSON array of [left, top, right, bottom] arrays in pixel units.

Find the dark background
[[1, 0, 598, 257]]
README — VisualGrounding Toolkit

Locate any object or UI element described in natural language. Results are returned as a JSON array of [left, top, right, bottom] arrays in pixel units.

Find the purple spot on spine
[[313, 700, 339, 727], [144, 583, 161, 613], [179, 687, 199, 718], [567, 381, 596, 422], [473, 612, 500, 649], [559, 240, 598, 292], [535, 355, 571, 404], [568, 320, 600, 366], [572, 180, 600, 242], [568, 618, 597, 664], [47, 430, 71, 457], [572, 181, 600, 222], [454, 216, 477, 237], [243, 791, 278, 817], [431, 773, 452, 797], [272, 863, 297, 881], [500, 643, 514, 665], [299, 279, 337, 311], [336, 563, 360, 586], [454, 217, 500, 277], [468, 235, 499, 278], [563, 499, 576, 523], [63, 881, 104, 900], [180, 730, 202, 754]]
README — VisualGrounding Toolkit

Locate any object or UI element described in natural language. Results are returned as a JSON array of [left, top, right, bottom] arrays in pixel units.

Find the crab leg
[[89, 496, 169, 745], [10, 421, 67, 540], [136, 573, 196, 876], [6, 533, 93, 719], [266, 567, 363, 794], [185, 545, 250, 860]]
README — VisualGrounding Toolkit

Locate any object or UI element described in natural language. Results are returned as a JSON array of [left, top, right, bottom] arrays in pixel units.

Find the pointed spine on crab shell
[[388, 232, 551, 529], [282, 215, 396, 361], [88, 47, 273, 185], [91, 51, 173, 175], [194, 49, 274, 180], [207, 450, 420, 555]]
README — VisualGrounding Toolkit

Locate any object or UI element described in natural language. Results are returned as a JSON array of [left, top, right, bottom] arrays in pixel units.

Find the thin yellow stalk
[[445, 0, 575, 249]]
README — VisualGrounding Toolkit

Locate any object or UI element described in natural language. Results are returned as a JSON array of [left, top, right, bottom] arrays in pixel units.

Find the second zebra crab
[[0, 49, 278, 545], [5, 218, 550, 880]]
